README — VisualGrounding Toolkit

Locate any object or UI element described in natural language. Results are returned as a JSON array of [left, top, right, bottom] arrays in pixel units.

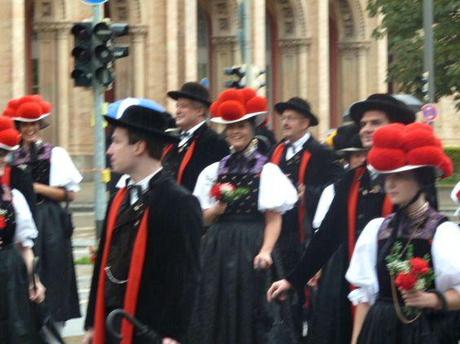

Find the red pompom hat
[[210, 88, 268, 125], [368, 123, 452, 178], [0, 120, 21, 151], [3, 95, 52, 125]]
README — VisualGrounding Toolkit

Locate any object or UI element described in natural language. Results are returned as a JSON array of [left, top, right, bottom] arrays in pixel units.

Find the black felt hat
[[104, 105, 179, 143], [349, 93, 415, 125], [332, 123, 365, 153], [167, 82, 211, 107], [274, 97, 319, 126]]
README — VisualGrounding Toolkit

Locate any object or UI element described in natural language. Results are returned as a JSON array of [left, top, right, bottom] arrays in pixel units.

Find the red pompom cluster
[[368, 123, 453, 178], [209, 87, 268, 122], [2, 94, 52, 121]]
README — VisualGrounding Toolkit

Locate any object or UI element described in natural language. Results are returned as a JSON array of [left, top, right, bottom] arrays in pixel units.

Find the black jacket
[[162, 123, 229, 192], [10, 165, 37, 218], [85, 171, 202, 342], [271, 136, 343, 223]]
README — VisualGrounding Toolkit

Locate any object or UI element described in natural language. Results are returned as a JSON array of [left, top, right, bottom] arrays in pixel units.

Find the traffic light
[[224, 65, 246, 89], [71, 22, 93, 87], [70, 20, 130, 88]]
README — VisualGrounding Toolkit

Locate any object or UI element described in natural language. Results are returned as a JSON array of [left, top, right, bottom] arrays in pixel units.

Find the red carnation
[[0, 215, 7, 230], [395, 272, 417, 291], [410, 257, 430, 276], [211, 184, 223, 200]]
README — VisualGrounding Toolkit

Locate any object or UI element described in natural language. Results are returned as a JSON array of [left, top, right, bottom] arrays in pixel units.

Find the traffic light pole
[[239, 0, 253, 87], [92, 4, 107, 237], [423, 0, 434, 103]]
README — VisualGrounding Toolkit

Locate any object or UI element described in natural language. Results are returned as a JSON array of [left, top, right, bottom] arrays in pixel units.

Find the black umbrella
[[106, 309, 162, 343]]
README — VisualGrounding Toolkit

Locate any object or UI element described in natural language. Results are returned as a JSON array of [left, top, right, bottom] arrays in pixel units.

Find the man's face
[[107, 127, 138, 174], [359, 110, 390, 148], [281, 109, 310, 142], [174, 98, 205, 131]]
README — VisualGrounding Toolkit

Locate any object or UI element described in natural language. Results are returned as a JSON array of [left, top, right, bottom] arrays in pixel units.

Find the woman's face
[[18, 122, 41, 143], [225, 120, 254, 151], [384, 170, 420, 206]]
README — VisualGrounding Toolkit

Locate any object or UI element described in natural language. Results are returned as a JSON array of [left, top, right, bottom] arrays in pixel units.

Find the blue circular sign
[[421, 103, 439, 123], [80, 0, 108, 4]]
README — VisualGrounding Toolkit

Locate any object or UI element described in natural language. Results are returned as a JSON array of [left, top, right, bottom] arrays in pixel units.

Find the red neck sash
[[1, 165, 11, 186], [347, 166, 393, 259], [94, 188, 150, 344], [161, 140, 197, 185], [271, 143, 312, 243]]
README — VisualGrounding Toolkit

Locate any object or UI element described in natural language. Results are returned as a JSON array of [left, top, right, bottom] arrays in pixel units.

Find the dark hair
[[414, 167, 438, 210], [126, 129, 166, 160]]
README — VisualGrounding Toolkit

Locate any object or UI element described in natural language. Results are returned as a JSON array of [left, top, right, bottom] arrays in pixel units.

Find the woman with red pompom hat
[[5, 95, 82, 339], [188, 92, 298, 343], [346, 123, 460, 344], [0, 120, 46, 343]]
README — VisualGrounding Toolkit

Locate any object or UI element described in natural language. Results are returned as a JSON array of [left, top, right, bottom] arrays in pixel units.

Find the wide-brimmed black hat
[[349, 93, 415, 125], [104, 105, 179, 143], [274, 97, 319, 126], [333, 123, 365, 153], [167, 82, 211, 107]]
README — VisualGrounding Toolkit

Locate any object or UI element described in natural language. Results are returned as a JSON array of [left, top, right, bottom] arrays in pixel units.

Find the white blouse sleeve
[[12, 189, 38, 248], [312, 184, 335, 229], [432, 221, 460, 293], [346, 217, 385, 306], [450, 181, 460, 204], [49, 147, 83, 192], [192, 162, 219, 210], [258, 163, 298, 214]]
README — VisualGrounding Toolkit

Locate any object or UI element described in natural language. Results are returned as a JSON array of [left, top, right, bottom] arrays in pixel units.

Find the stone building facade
[[0, 0, 457, 172]]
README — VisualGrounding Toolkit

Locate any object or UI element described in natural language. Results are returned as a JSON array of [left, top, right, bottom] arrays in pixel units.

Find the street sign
[[421, 103, 439, 123], [80, 0, 108, 4]]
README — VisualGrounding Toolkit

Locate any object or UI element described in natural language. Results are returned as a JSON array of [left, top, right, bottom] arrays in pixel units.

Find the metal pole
[[92, 4, 107, 237], [423, 0, 434, 103], [239, 0, 253, 87]]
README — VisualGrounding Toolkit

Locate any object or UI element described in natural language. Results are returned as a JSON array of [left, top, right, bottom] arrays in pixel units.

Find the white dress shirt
[[285, 131, 311, 160], [178, 120, 206, 147]]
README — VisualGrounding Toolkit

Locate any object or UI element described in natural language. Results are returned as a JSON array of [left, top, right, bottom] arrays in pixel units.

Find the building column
[[11, 0, 26, 97], [212, 36, 238, 94], [297, 38, 311, 99], [357, 42, 371, 99], [55, 22, 73, 149], [184, 0, 197, 81], [131, 25, 148, 97], [253, 0, 265, 94], [317, 0, 330, 139], [166, 0, 179, 111]]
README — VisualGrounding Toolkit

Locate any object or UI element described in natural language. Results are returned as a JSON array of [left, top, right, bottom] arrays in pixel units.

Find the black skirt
[[358, 299, 460, 344], [34, 200, 80, 322], [306, 244, 352, 344], [0, 246, 39, 343], [188, 214, 297, 344]]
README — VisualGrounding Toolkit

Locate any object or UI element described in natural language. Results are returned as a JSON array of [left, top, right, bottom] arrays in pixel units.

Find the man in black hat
[[83, 104, 202, 344], [163, 82, 229, 191], [267, 94, 416, 344], [268, 97, 343, 338]]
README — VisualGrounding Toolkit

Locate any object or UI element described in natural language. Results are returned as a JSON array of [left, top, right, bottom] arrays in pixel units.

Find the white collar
[[287, 131, 311, 151], [127, 167, 163, 193], [181, 120, 206, 136]]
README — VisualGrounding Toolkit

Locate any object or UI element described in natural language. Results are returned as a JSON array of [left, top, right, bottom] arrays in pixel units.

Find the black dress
[[348, 209, 460, 344], [11, 142, 81, 322], [0, 185, 38, 343], [188, 150, 297, 344]]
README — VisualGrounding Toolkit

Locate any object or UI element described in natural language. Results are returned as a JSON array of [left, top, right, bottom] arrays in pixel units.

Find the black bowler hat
[[349, 93, 415, 125], [167, 82, 211, 107], [274, 97, 319, 126], [104, 104, 179, 143]]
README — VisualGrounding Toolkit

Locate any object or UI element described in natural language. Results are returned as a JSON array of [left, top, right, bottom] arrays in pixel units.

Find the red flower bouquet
[[210, 182, 250, 203], [386, 243, 434, 292]]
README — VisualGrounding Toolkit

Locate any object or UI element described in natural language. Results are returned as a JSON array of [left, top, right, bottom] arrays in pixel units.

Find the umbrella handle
[[106, 309, 162, 343]]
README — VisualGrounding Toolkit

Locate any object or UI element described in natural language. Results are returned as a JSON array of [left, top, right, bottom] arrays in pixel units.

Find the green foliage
[[367, 0, 460, 108], [75, 256, 93, 265], [439, 146, 460, 185]]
